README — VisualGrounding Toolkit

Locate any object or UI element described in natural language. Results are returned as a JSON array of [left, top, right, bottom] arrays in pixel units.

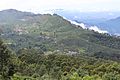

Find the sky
[[0, 0, 120, 13]]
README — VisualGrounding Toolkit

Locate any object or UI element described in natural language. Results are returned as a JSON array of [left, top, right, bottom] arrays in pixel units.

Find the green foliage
[[1, 39, 120, 80], [1, 9, 120, 80], [15, 52, 120, 80], [0, 40, 13, 78]]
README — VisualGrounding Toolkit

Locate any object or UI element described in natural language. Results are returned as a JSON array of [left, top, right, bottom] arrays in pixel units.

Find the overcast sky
[[0, 0, 120, 13]]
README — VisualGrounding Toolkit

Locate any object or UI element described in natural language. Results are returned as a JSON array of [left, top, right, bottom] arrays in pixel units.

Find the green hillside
[[1, 9, 120, 60]]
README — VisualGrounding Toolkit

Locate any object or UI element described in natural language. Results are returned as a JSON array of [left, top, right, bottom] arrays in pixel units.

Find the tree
[[0, 40, 12, 78]]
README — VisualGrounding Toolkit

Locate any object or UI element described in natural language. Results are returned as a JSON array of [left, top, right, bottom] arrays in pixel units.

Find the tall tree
[[0, 40, 12, 78]]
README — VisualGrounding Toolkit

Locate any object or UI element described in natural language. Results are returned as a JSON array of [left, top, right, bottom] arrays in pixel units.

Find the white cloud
[[89, 26, 108, 33], [67, 20, 87, 29], [63, 16, 108, 33], [114, 33, 120, 36]]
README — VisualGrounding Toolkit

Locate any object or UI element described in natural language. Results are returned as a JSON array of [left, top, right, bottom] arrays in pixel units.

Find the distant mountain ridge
[[0, 9, 35, 23], [97, 16, 120, 34]]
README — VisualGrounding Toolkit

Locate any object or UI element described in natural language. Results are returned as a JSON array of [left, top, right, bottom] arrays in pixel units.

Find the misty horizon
[[0, 0, 120, 14]]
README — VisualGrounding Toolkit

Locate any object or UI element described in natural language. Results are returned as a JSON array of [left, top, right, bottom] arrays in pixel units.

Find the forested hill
[[1, 9, 120, 79], [1, 9, 120, 61]]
